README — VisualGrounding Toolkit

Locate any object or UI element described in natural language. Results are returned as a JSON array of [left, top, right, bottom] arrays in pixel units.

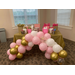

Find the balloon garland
[[7, 31, 67, 64]]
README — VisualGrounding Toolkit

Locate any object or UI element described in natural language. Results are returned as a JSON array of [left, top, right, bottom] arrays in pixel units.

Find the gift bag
[[42, 27, 48, 34], [53, 24, 58, 31]]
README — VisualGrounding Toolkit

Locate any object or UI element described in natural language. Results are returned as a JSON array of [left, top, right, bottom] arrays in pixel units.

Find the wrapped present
[[34, 27, 39, 32], [49, 27, 54, 34], [34, 24, 40, 31], [53, 24, 58, 31]]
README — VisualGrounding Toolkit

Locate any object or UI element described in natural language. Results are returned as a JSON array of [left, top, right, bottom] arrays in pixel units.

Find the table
[[13, 30, 65, 48]]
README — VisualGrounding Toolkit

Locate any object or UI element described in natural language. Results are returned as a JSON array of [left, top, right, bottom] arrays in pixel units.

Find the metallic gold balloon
[[21, 40, 28, 46], [50, 52, 58, 60], [22, 36, 25, 40], [59, 50, 67, 58], [17, 53, 23, 59], [10, 48, 18, 55], [15, 45, 19, 49]]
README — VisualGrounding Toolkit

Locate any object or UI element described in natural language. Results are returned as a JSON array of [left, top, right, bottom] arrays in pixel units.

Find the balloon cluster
[[7, 31, 67, 61]]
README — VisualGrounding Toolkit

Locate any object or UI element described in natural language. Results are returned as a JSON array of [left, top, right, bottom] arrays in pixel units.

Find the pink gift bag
[[27, 29, 32, 33], [43, 29, 48, 34]]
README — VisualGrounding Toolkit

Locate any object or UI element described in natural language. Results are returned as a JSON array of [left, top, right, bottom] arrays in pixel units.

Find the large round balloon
[[31, 31, 38, 37], [10, 42, 16, 48], [28, 42, 34, 47], [46, 38, 55, 47], [44, 33, 51, 39], [9, 54, 16, 61], [37, 31, 44, 38], [21, 40, 28, 46], [39, 43, 47, 51], [45, 52, 51, 59], [53, 44, 63, 53], [18, 45, 26, 53], [17, 53, 23, 59], [16, 39, 22, 46], [46, 47, 53, 54], [32, 36, 41, 45], [25, 33, 33, 42]]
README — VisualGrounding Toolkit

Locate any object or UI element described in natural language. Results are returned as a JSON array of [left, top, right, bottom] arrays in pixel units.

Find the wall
[[0, 9, 46, 38], [45, 9, 75, 41]]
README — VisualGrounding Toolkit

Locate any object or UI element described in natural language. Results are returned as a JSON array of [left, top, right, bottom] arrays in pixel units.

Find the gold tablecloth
[[13, 31, 65, 48]]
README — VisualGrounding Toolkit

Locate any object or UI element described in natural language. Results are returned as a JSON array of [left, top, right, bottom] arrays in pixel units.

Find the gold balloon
[[59, 50, 67, 58], [50, 52, 58, 60], [21, 40, 28, 46], [17, 53, 23, 59], [15, 45, 19, 49], [22, 36, 25, 40], [10, 48, 18, 55]]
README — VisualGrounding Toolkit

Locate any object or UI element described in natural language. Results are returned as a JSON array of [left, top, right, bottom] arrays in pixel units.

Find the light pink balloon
[[10, 42, 16, 48], [45, 52, 51, 59], [46, 47, 53, 54], [18, 45, 26, 53], [25, 33, 33, 42], [39, 43, 47, 51], [32, 36, 41, 45], [9, 54, 16, 61], [26, 46, 32, 51], [7, 49, 10, 55], [37, 31, 44, 38], [16, 39, 22, 46], [44, 33, 51, 39]]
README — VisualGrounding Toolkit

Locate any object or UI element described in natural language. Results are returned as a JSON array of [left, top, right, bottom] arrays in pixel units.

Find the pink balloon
[[44, 33, 51, 39], [45, 52, 50, 59], [37, 31, 44, 38], [25, 33, 33, 42], [10, 42, 16, 48], [18, 45, 26, 53], [16, 39, 22, 46], [46, 47, 53, 54], [39, 43, 47, 51], [7, 49, 10, 55], [32, 36, 41, 45], [9, 54, 16, 60], [26, 46, 32, 51]]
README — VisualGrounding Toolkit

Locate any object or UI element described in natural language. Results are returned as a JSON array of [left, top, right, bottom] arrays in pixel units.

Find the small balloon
[[21, 40, 28, 46], [37, 31, 44, 38], [45, 52, 51, 59], [25, 33, 33, 42], [16, 39, 22, 46], [9, 54, 16, 61], [50, 52, 58, 60], [28, 42, 34, 47], [10, 48, 18, 55], [18, 45, 26, 53], [7, 49, 10, 55], [17, 53, 23, 59], [15, 45, 19, 49], [59, 50, 67, 58], [31, 31, 38, 37], [10, 42, 16, 48], [22, 36, 25, 40], [44, 33, 51, 39], [26, 46, 32, 51], [46, 47, 53, 54]]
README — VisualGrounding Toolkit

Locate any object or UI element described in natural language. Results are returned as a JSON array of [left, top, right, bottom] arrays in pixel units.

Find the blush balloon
[[7, 49, 10, 55], [46, 47, 53, 54], [44, 33, 51, 39], [10, 42, 16, 48], [26, 46, 32, 51], [37, 31, 44, 38], [18, 45, 26, 53], [32, 36, 41, 45], [25, 33, 33, 42], [9, 54, 16, 61], [39, 43, 47, 51], [16, 39, 22, 46], [45, 52, 51, 59]]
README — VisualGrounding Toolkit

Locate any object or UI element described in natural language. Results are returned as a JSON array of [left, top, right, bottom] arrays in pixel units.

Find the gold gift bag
[[53, 24, 58, 31], [17, 24, 24, 34]]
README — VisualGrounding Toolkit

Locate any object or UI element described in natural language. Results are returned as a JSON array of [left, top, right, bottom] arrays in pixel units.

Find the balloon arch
[[7, 31, 67, 64]]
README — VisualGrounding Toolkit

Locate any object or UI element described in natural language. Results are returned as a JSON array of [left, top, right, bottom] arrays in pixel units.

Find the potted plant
[[17, 24, 25, 34], [27, 26, 32, 33]]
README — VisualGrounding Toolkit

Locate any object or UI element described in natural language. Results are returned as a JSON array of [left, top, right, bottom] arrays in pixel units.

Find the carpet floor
[[0, 38, 75, 65]]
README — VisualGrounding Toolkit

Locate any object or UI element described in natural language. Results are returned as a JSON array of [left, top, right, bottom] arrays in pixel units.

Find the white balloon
[[31, 31, 38, 36], [53, 44, 63, 53], [46, 38, 55, 47], [28, 42, 34, 47]]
